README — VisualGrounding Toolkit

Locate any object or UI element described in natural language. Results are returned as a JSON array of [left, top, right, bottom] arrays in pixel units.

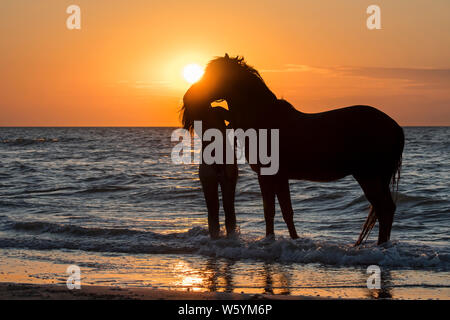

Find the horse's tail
[[391, 126, 404, 200], [390, 155, 402, 202], [355, 130, 404, 246], [355, 205, 377, 246]]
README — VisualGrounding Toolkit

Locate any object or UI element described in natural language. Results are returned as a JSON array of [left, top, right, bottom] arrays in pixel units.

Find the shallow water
[[0, 127, 448, 299]]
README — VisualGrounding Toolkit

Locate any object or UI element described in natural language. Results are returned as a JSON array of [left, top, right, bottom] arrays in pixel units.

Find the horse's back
[[278, 104, 404, 181]]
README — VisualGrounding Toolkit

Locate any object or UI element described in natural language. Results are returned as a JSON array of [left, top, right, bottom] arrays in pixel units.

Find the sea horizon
[[1, 125, 449, 128]]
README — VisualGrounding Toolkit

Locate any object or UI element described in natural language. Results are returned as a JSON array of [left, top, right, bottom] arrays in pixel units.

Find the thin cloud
[[261, 64, 450, 89], [116, 80, 174, 89]]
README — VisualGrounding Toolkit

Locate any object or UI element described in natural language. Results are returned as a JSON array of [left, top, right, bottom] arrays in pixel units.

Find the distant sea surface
[[0, 127, 448, 299]]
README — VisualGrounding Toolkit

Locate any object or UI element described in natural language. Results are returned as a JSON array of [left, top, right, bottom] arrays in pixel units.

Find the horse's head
[[180, 57, 232, 131], [183, 54, 277, 114]]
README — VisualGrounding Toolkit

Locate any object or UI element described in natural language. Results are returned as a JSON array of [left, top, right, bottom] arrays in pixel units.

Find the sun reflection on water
[[173, 261, 204, 292]]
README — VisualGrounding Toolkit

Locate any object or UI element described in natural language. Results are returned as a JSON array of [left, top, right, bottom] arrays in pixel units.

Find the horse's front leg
[[258, 175, 276, 237], [275, 178, 299, 239]]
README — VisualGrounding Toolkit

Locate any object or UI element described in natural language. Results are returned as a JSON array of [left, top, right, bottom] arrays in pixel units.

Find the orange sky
[[1, 0, 449, 126]]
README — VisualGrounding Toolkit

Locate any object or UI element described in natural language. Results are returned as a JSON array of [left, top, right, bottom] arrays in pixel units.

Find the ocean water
[[0, 127, 448, 299]]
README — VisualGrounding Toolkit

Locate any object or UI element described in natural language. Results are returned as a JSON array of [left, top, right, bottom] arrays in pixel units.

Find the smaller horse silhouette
[[182, 55, 404, 245]]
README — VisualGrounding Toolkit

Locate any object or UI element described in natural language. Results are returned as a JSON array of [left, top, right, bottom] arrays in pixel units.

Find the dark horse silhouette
[[182, 55, 404, 245]]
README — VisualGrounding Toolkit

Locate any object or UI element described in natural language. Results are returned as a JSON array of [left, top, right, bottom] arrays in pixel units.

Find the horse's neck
[[283, 99, 307, 115]]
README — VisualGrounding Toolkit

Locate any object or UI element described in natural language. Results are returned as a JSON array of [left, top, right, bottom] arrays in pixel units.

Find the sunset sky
[[1, 0, 449, 126]]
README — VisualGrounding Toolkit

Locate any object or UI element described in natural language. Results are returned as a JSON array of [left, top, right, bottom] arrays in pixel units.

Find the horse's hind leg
[[377, 188, 396, 245], [275, 178, 299, 239], [258, 175, 276, 237], [355, 176, 396, 245]]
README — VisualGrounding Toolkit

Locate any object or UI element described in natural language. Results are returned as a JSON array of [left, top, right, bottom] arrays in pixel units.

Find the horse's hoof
[[290, 232, 299, 240], [377, 240, 392, 248], [226, 232, 239, 240], [210, 234, 220, 240]]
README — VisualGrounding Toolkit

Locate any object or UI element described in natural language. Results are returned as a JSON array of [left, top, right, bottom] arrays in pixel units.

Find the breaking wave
[[2, 220, 448, 270]]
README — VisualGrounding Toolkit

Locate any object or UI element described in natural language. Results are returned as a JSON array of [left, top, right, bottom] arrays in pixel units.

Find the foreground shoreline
[[0, 282, 327, 300]]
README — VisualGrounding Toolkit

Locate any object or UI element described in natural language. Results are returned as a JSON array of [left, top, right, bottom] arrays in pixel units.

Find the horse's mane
[[206, 55, 277, 102], [207, 55, 265, 82]]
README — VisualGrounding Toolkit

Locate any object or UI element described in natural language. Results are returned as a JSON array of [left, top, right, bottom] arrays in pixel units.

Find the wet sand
[[1, 252, 448, 300], [0, 282, 325, 300]]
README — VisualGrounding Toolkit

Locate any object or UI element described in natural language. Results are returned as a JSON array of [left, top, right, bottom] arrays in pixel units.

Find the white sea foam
[[2, 219, 448, 270], [192, 233, 449, 270]]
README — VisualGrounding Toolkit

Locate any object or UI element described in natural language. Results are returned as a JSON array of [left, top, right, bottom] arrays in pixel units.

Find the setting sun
[[183, 63, 204, 84]]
